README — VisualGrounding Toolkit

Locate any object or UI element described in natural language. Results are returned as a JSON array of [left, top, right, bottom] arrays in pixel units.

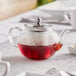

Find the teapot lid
[[24, 17, 52, 32]]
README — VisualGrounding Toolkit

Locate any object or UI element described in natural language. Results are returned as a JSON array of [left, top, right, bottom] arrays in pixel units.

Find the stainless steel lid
[[24, 17, 52, 32]]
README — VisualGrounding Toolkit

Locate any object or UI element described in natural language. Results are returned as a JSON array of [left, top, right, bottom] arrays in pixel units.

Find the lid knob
[[37, 17, 42, 26]]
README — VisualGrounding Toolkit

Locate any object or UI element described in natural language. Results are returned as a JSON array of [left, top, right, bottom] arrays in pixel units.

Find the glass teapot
[[8, 18, 67, 60]]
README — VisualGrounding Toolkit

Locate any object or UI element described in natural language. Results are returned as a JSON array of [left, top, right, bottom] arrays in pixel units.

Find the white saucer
[[68, 45, 76, 55]]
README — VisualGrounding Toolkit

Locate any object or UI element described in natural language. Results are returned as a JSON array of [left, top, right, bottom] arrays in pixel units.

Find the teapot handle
[[8, 27, 22, 47], [59, 29, 70, 42]]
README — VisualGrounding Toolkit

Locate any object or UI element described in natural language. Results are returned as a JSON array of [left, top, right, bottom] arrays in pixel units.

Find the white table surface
[[0, 1, 76, 76]]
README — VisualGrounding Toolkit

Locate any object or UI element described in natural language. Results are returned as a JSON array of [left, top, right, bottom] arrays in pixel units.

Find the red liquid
[[18, 43, 62, 60]]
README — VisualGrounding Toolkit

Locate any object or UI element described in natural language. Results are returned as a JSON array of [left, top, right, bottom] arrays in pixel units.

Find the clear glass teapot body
[[9, 23, 63, 60], [18, 26, 60, 46]]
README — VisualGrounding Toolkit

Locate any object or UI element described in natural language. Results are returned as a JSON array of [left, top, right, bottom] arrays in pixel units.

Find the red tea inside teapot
[[18, 43, 62, 59]]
